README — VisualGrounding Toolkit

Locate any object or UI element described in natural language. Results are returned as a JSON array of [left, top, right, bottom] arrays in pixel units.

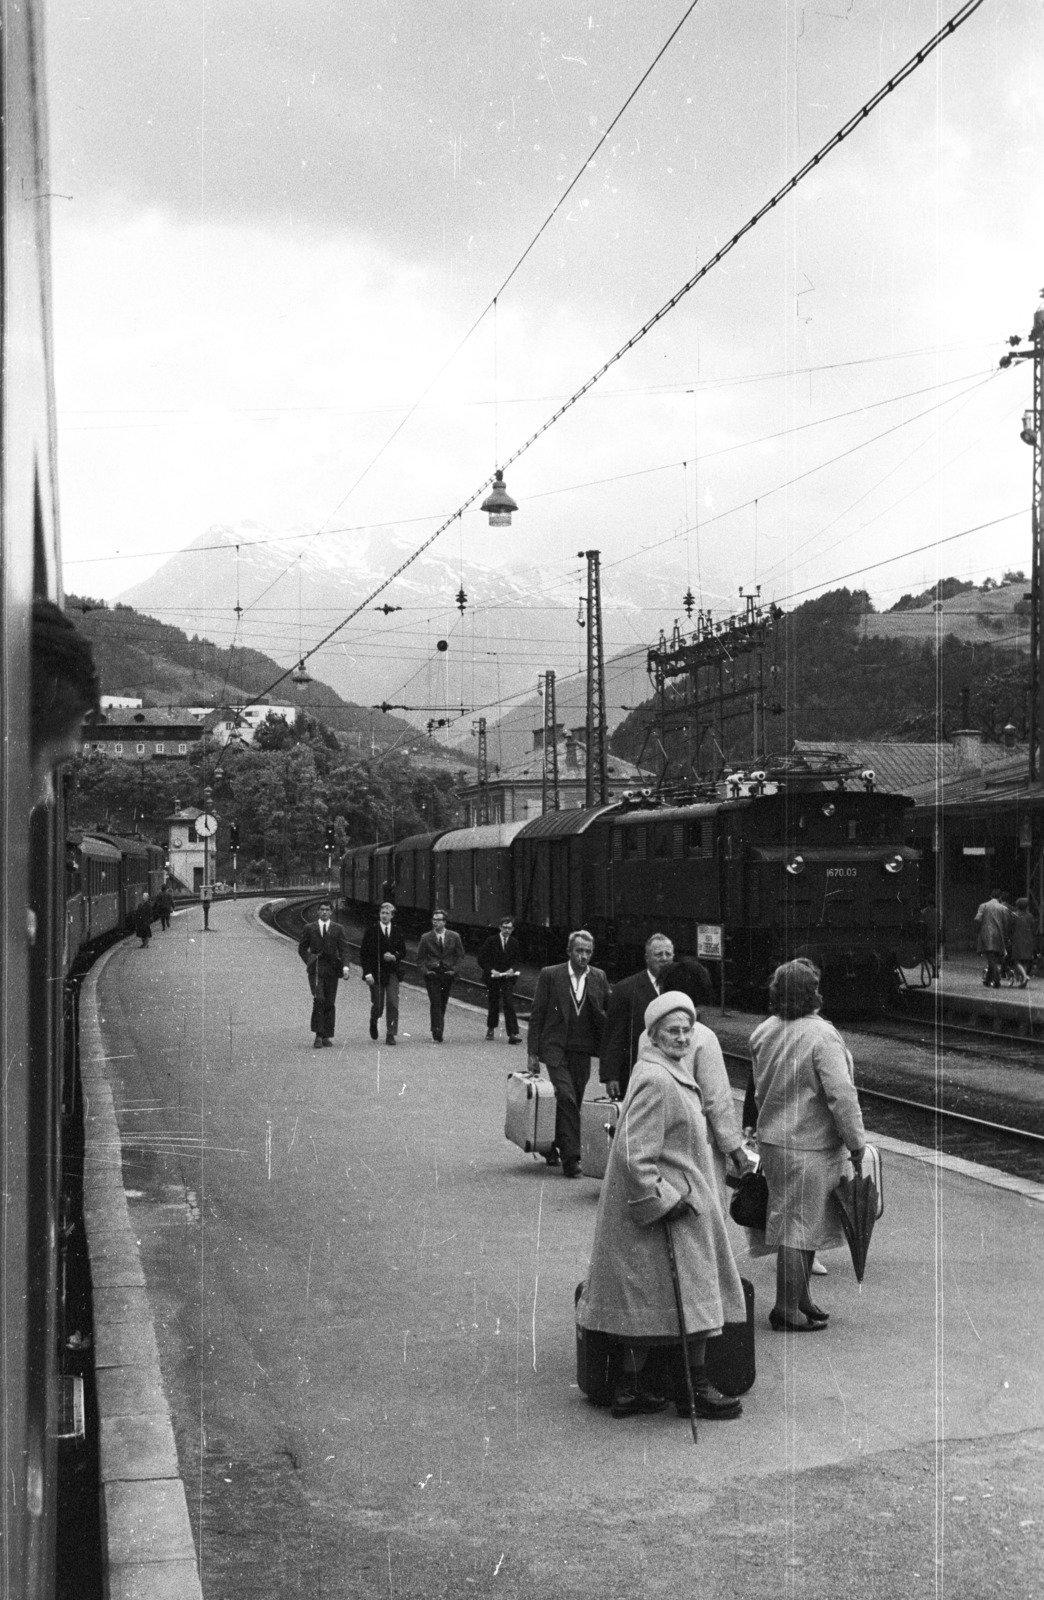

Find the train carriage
[[431, 822, 528, 939], [390, 830, 449, 928], [512, 806, 620, 965]]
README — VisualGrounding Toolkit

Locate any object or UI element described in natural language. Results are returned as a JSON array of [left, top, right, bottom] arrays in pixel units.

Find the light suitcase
[[505, 1070, 557, 1155], [580, 1097, 620, 1179]]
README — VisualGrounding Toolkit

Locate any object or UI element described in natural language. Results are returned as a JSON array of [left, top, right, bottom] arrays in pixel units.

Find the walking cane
[[663, 1216, 698, 1446]]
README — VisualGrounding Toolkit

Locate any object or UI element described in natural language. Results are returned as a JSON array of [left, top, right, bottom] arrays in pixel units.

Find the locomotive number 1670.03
[[826, 867, 858, 877]]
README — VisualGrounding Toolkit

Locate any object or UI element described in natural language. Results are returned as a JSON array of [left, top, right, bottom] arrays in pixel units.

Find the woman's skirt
[[760, 1141, 847, 1251]]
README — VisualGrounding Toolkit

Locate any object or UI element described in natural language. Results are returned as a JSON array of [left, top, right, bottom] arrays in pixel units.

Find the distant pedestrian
[[599, 933, 677, 1101], [154, 886, 174, 930], [477, 916, 523, 1044], [975, 889, 1011, 988], [133, 895, 152, 948], [416, 910, 465, 1042], [360, 902, 406, 1045], [527, 930, 610, 1178], [1009, 896, 1036, 988], [298, 900, 352, 1048]]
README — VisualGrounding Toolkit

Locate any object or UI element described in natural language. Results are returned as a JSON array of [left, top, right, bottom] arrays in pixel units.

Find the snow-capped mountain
[[117, 522, 697, 745]]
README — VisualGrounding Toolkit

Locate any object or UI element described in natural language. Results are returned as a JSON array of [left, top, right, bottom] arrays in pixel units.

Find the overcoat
[[975, 897, 1010, 956], [598, 969, 658, 1092], [576, 1042, 745, 1340]]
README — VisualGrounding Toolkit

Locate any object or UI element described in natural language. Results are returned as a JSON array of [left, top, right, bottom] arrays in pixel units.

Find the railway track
[[866, 1012, 1044, 1065]]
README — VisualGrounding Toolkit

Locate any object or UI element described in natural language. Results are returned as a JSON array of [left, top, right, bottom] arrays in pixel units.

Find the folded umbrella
[[832, 1164, 880, 1283]]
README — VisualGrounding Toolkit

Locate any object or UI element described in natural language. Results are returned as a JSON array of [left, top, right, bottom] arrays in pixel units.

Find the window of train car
[[685, 819, 714, 857]]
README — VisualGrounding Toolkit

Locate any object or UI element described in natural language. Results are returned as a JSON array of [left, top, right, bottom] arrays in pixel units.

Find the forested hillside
[[67, 595, 413, 744], [610, 585, 1030, 774]]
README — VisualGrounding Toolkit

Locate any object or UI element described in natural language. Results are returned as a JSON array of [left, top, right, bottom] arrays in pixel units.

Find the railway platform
[[80, 897, 1044, 1599], [897, 951, 1044, 1036]]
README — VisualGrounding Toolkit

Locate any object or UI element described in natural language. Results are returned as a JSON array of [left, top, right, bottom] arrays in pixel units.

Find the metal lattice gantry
[[647, 590, 784, 783], [580, 550, 609, 807]]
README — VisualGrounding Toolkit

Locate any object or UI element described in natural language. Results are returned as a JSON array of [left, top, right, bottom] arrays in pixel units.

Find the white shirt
[[569, 968, 588, 1008], [646, 970, 661, 993]]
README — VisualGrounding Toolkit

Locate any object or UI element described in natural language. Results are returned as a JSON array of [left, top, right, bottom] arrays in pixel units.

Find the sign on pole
[[697, 923, 726, 1014]]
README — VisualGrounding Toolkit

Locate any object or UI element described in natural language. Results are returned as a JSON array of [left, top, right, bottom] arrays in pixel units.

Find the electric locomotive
[[342, 770, 921, 1009]]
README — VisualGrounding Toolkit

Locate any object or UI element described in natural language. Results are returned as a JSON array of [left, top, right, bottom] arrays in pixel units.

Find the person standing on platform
[[298, 900, 352, 1048], [133, 894, 153, 948], [750, 959, 866, 1332], [360, 901, 406, 1045], [416, 909, 465, 1042], [527, 930, 610, 1178], [576, 991, 746, 1420], [1009, 896, 1036, 987], [477, 915, 523, 1044], [599, 933, 676, 1101], [975, 889, 1011, 988], [154, 885, 174, 931]]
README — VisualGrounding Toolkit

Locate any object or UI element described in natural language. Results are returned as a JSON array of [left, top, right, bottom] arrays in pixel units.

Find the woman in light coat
[[749, 959, 866, 1333], [576, 992, 747, 1421]]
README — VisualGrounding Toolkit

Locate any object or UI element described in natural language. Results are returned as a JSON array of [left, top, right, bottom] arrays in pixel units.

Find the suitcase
[[661, 1277, 756, 1402], [845, 1143, 884, 1219], [574, 1284, 619, 1407], [505, 1070, 557, 1155], [580, 1097, 620, 1179]]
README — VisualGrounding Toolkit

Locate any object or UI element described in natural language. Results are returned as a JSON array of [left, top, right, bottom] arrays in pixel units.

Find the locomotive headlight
[[786, 854, 805, 876], [821, 803, 836, 818], [883, 853, 904, 874]]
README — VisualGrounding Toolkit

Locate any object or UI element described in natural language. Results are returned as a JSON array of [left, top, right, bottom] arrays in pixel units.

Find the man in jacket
[[416, 909, 466, 1042], [975, 890, 1011, 988], [599, 933, 676, 1100], [527, 929, 610, 1177], [360, 901, 407, 1045], [298, 900, 352, 1047], [476, 915, 523, 1043]]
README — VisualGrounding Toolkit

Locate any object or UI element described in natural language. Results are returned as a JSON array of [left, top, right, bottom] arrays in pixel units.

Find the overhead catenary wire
[[236, 0, 989, 718]]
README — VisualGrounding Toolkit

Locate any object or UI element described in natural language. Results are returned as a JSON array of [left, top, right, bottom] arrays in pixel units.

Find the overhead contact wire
[[238, 0, 989, 713]]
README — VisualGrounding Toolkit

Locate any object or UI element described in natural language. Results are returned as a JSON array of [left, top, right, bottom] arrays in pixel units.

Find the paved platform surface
[[83, 899, 1044, 1598]]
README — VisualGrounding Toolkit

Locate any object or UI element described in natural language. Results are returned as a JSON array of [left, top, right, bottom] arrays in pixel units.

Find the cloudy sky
[[47, 0, 1044, 674]]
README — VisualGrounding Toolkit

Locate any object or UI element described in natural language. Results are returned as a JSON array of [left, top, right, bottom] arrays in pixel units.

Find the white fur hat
[[644, 990, 697, 1032]]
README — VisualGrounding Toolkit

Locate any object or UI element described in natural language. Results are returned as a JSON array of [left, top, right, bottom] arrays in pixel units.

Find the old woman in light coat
[[576, 992, 747, 1421]]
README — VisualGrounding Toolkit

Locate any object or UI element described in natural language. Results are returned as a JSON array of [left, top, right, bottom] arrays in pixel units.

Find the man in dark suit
[[599, 932, 675, 1100], [415, 909, 466, 1042], [297, 900, 352, 1048], [360, 901, 407, 1045], [476, 915, 523, 1043], [527, 930, 610, 1178]]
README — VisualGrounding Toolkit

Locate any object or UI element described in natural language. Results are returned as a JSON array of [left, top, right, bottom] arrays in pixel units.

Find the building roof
[[89, 708, 203, 730], [792, 739, 1022, 795], [793, 738, 1044, 814]]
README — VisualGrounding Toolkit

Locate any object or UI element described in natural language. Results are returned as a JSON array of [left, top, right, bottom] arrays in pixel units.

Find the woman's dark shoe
[[611, 1385, 667, 1419], [800, 1302, 830, 1324], [769, 1308, 825, 1333], [676, 1369, 742, 1419]]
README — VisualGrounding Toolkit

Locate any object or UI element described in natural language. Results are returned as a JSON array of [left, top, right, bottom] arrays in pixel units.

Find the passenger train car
[[342, 780, 922, 1008], [0, 7, 170, 1589]]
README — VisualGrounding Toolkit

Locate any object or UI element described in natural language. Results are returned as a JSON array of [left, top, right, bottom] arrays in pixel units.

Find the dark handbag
[[728, 1169, 769, 1229]]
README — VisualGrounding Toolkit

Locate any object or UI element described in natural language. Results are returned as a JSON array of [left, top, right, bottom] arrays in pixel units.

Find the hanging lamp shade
[[480, 469, 518, 526], [292, 659, 313, 685]]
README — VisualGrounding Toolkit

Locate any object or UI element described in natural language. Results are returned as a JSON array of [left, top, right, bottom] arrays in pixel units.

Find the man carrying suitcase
[[527, 930, 610, 1178]]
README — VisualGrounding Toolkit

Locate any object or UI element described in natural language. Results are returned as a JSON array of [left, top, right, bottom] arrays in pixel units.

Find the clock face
[[172, 839, 183, 848]]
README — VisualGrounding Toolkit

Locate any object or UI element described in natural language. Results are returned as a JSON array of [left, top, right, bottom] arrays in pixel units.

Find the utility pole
[[1000, 291, 1044, 781], [539, 670, 560, 813], [579, 549, 608, 806], [473, 716, 489, 824]]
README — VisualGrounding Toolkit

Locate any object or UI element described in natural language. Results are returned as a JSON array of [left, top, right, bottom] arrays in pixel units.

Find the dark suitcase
[[574, 1283, 619, 1407], [664, 1277, 756, 1401]]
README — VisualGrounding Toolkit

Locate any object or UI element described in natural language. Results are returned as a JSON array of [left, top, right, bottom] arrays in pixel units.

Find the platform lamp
[[480, 470, 518, 526]]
